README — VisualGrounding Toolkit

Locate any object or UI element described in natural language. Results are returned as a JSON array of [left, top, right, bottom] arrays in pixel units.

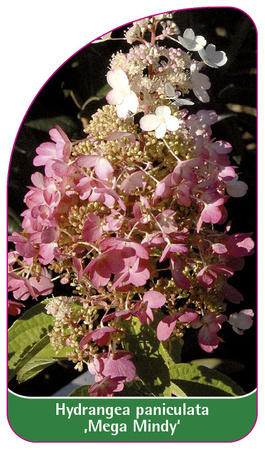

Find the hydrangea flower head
[[8, 13, 254, 398]]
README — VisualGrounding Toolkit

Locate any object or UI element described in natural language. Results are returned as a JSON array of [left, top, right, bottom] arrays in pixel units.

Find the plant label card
[[7, 6, 257, 444]]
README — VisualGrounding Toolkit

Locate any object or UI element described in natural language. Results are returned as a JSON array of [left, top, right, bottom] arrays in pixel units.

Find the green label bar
[[8, 389, 257, 442]]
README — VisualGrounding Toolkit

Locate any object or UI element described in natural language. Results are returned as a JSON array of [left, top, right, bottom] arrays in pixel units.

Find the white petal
[[140, 114, 160, 131], [199, 44, 227, 68], [183, 28, 195, 40], [106, 89, 124, 105], [155, 105, 171, 118], [116, 102, 129, 119], [107, 68, 129, 90], [193, 35, 207, 51], [211, 51, 227, 67], [165, 82, 175, 97], [226, 180, 248, 197], [206, 44, 217, 58], [180, 29, 206, 51], [126, 91, 139, 113], [193, 86, 210, 103], [165, 115, 179, 132], [155, 123, 167, 139]]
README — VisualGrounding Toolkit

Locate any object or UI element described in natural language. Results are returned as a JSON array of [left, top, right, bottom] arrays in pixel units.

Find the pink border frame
[[6, 5, 258, 445]]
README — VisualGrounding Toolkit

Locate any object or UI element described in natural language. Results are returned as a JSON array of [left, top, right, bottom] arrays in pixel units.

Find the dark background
[[8, 7, 257, 396]]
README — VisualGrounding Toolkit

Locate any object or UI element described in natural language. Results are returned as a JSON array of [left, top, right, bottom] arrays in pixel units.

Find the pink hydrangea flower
[[197, 263, 234, 288], [170, 255, 191, 290], [75, 154, 114, 180], [80, 326, 124, 347], [191, 312, 227, 353], [88, 376, 126, 396], [110, 258, 151, 292], [8, 232, 36, 259], [88, 350, 136, 388], [33, 125, 70, 176], [85, 249, 124, 287], [8, 299, 26, 316], [196, 188, 226, 232], [81, 213, 103, 243], [8, 272, 54, 301], [157, 308, 199, 341], [132, 290, 166, 324]]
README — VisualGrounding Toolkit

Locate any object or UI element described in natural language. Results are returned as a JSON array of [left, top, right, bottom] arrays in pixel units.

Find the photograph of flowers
[[8, 7, 256, 399]]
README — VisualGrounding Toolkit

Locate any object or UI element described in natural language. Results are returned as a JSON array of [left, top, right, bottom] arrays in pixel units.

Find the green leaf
[[159, 338, 183, 368], [68, 385, 91, 397], [122, 317, 171, 396], [8, 207, 22, 233], [8, 300, 54, 381], [24, 116, 78, 134], [96, 83, 111, 98], [116, 379, 155, 397], [170, 381, 187, 397], [190, 358, 222, 370], [169, 363, 245, 397], [16, 335, 69, 383]]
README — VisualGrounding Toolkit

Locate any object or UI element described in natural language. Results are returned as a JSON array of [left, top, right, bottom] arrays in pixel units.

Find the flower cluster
[[8, 14, 254, 396]]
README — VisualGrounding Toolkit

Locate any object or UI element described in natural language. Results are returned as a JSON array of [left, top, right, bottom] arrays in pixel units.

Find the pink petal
[[94, 158, 114, 179], [38, 242, 57, 265], [75, 155, 99, 168], [212, 243, 228, 254], [29, 275, 54, 297], [129, 264, 150, 286], [198, 326, 219, 347], [212, 140, 232, 154], [80, 327, 121, 347], [223, 284, 243, 304], [102, 350, 136, 382], [143, 290, 166, 308], [8, 299, 26, 316], [201, 202, 223, 224], [177, 308, 198, 323], [41, 226, 57, 244], [82, 213, 102, 243], [157, 315, 177, 341], [171, 265, 191, 290]]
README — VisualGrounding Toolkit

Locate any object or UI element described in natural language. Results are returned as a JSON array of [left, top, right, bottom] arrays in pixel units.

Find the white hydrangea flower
[[225, 175, 248, 197], [178, 28, 206, 51], [106, 68, 139, 118], [165, 83, 194, 106], [140, 105, 179, 139], [228, 309, 254, 335], [190, 62, 211, 103], [199, 44, 227, 68]]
